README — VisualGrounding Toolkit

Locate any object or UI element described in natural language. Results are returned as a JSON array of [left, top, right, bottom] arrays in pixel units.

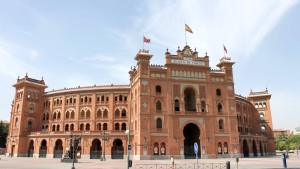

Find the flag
[[223, 45, 227, 53], [185, 24, 193, 33], [143, 36, 150, 43]]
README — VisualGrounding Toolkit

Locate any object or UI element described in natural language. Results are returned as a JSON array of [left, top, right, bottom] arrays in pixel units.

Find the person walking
[[171, 156, 174, 169]]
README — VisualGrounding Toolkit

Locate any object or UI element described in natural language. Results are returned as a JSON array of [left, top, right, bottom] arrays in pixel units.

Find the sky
[[0, 0, 299, 131]]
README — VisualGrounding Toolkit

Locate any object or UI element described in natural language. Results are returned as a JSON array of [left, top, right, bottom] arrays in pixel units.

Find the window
[[184, 88, 196, 111], [103, 123, 108, 130], [89, 97, 92, 102], [97, 97, 100, 102], [121, 123, 126, 130], [57, 111, 61, 119], [115, 96, 118, 101], [70, 98, 73, 103], [115, 109, 120, 117], [97, 123, 101, 130], [70, 124, 74, 131], [28, 120, 33, 129], [80, 123, 84, 131], [218, 103, 222, 112], [121, 109, 126, 117], [103, 109, 108, 117], [52, 125, 56, 131], [53, 112, 57, 119], [101, 96, 105, 102], [156, 101, 162, 111], [57, 124, 60, 131], [259, 113, 265, 120], [84, 96, 88, 102], [86, 110, 90, 118], [216, 89, 221, 96], [29, 104, 34, 114], [115, 123, 120, 130], [65, 124, 69, 131], [174, 99, 180, 111], [71, 111, 75, 119], [156, 85, 161, 94], [156, 118, 162, 129], [43, 114, 46, 120], [66, 111, 70, 119], [97, 109, 102, 117], [80, 110, 85, 118], [201, 101, 206, 112], [16, 104, 19, 112], [106, 96, 109, 102], [263, 102, 267, 108], [124, 96, 127, 102], [86, 123, 90, 131], [119, 95, 123, 101], [217, 142, 222, 154], [219, 119, 224, 130]]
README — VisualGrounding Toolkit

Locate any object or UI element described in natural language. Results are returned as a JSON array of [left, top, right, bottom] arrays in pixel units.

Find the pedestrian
[[171, 156, 174, 169]]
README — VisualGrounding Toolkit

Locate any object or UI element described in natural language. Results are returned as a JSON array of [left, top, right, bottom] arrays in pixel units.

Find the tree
[[0, 121, 9, 148]]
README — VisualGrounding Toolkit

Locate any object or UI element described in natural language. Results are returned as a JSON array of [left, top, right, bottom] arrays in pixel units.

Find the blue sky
[[0, 0, 299, 131]]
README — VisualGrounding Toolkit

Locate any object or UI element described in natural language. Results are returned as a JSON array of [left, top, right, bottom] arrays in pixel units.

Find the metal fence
[[136, 162, 229, 169]]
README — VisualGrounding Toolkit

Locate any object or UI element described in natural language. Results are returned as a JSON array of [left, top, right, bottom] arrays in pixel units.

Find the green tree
[[0, 121, 9, 148]]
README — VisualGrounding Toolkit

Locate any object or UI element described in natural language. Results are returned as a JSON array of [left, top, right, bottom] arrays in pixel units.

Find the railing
[[135, 162, 229, 169]]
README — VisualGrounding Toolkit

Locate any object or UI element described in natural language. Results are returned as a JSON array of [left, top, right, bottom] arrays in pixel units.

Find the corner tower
[[7, 74, 47, 157], [247, 89, 275, 155]]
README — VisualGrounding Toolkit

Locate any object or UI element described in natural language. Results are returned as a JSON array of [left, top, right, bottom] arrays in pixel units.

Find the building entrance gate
[[183, 123, 200, 159]]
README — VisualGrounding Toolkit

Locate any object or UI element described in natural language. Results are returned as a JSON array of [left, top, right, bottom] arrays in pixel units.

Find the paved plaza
[[0, 155, 299, 169]]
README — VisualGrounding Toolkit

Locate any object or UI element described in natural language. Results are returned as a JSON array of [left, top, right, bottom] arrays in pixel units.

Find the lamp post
[[70, 133, 81, 169], [127, 72, 133, 169], [100, 132, 109, 161]]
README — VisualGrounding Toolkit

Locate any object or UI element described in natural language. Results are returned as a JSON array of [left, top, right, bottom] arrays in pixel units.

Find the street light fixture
[[100, 132, 109, 161]]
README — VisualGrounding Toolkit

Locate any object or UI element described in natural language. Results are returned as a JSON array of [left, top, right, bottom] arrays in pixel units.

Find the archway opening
[[28, 140, 34, 157], [54, 139, 63, 158], [90, 139, 102, 159], [253, 140, 257, 157], [39, 139, 47, 158], [183, 123, 200, 159], [243, 139, 249, 157], [111, 139, 124, 159]]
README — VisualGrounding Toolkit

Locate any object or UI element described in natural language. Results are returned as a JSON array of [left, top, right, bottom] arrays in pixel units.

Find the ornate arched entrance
[[27, 140, 34, 157], [111, 139, 124, 159], [39, 139, 47, 158], [90, 139, 102, 159], [243, 139, 249, 157], [54, 139, 63, 158], [183, 123, 200, 159], [252, 140, 257, 157]]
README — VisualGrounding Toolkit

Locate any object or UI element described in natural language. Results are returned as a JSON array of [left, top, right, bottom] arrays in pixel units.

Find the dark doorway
[[111, 139, 124, 159], [90, 139, 102, 159], [53, 139, 63, 158], [39, 139, 47, 158], [243, 139, 249, 157], [253, 140, 257, 157], [183, 123, 200, 159], [28, 140, 34, 157]]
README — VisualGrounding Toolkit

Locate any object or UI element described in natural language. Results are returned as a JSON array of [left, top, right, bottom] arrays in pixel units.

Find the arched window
[[89, 97, 92, 102], [153, 142, 159, 155], [115, 109, 120, 117], [103, 109, 108, 117], [16, 104, 19, 112], [97, 123, 101, 130], [53, 112, 57, 119], [86, 123, 90, 131], [156, 118, 162, 129], [174, 99, 180, 111], [263, 102, 267, 108], [97, 109, 102, 117], [259, 113, 265, 120], [103, 123, 108, 130], [71, 111, 75, 119], [46, 113, 49, 120], [52, 125, 56, 131], [84, 96, 88, 102], [160, 142, 166, 155], [80, 110, 85, 118], [106, 96, 109, 102], [255, 103, 258, 108], [201, 101, 206, 112], [219, 119, 224, 130], [217, 142, 222, 154], [121, 123, 126, 130], [124, 96, 127, 102], [80, 123, 84, 131], [57, 111, 61, 119], [86, 110, 90, 118], [28, 120, 33, 129], [101, 96, 105, 102], [156, 101, 162, 111], [43, 114, 46, 120], [223, 142, 228, 154], [70, 98, 73, 103], [119, 95, 123, 101], [184, 88, 196, 111], [65, 124, 69, 131], [66, 111, 70, 119], [115, 123, 120, 130], [216, 88, 221, 96], [70, 124, 74, 131], [218, 103, 223, 112], [156, 85, 161, 94], [114, 96, 118, 102], [29, 104, 34, 113], [57, 124, 60, 131], [259, 103, 262, 108], [121, 109, 126, 117], [261, 125, 266, 132]]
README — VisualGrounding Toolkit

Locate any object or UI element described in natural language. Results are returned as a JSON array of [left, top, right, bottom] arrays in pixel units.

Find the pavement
[[0, 155, 300, 169]]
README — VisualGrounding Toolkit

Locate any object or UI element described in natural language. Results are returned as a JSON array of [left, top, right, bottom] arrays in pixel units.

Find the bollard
[[128, 160, 132, 167], [282, 153, 287, 168], [226, 161, 230, 169]]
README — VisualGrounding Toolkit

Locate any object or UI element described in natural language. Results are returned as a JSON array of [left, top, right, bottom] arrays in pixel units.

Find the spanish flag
[[185, 24, 193, 33]]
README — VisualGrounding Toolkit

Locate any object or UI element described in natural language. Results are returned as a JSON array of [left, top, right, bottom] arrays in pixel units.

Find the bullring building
[[6, 45, 275, 159]]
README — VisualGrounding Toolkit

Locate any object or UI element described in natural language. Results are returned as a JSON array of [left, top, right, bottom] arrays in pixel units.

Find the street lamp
[[70, 133, 81, 169], [100, 132, 109, 161]]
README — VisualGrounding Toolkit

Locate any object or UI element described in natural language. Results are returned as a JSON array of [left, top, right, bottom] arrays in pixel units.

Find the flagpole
[[185, 30, 187, 45], [143, 36, 144, 50]]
